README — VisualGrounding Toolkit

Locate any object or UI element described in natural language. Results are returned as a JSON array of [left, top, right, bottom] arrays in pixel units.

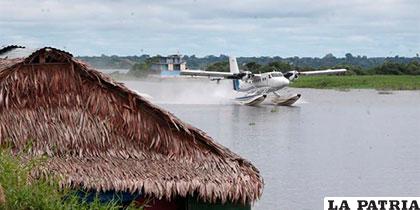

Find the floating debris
[[377, 90, 393, 95]]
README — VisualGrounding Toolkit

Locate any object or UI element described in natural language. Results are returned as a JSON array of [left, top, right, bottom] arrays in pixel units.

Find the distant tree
[[266, 61, 293, 72], [345, 53, 354, 60], [334, 61, 420, 75], [129, 62, 150, 77], [331, 64, 367, 75], [244, 62, 262, 73], [257, 62, 290, 73], [296, 66, 316, 71], [405, 61, 420, 75], [78, 53, 420, 76], [323, 53, 336, 59], [128, 57, 158, 77], [372, 62, 404, 75], [206, 61, 229, 72]]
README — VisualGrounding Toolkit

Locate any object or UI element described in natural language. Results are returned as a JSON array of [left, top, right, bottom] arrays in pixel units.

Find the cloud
[[0, 0, 419, 56]]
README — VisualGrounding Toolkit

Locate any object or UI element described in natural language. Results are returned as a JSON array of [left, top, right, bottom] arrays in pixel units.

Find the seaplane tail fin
[[229, 56, 240, 90], [229, 56, 240, 74]]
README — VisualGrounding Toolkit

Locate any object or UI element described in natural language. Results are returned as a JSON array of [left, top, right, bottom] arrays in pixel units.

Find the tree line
[[77, 53, 420, 76], [206, 60, 420, 75]]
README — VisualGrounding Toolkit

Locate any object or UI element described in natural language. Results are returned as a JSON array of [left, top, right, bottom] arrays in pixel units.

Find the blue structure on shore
[[150, 54, 186, 76]]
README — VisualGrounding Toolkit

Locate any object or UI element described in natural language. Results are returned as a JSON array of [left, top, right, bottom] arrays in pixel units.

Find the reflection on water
[[123, 79, 420, 210]]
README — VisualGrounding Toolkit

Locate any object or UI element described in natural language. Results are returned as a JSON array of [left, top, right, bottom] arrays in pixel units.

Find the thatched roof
[[0, 46, 263, 204]]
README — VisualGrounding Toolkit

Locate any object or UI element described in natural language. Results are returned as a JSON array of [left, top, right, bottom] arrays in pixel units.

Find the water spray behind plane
[[180, 57, 347, 106]]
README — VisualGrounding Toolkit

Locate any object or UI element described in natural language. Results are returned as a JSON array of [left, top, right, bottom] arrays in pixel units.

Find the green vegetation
[[205, 59, 420, 75], [206, 59, 420, 90], [206, 61, 293, 73], [371, 61, 420, 75], [246, 61, 295, 73], [128, 57, 160, 77], [78, 53, 420, 71], [0, 150, 140, 210], [79, 55, 149, 69], [206, 61, 229, 72], [290, 75, 420, 90], [79, 53, 420, 90]]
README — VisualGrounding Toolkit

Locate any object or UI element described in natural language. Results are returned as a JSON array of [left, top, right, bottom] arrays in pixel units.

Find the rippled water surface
[[123, 79, 420, 210]]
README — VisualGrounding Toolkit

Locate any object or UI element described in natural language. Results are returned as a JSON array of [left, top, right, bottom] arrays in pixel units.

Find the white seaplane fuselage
[[231, 71, 297, 105], [180, 56, 347, 106], [233, 72, 290, 93]]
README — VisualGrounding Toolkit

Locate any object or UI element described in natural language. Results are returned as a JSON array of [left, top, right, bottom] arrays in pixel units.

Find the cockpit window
[[271, 72, 283, 77]]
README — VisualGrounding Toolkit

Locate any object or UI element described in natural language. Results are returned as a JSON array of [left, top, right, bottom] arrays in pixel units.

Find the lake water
[[122, 79, 420, 210]]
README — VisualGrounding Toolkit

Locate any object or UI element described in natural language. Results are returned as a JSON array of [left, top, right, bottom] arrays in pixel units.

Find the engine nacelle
[[240, 71, 253, 80], [284, 70, 299, 81]]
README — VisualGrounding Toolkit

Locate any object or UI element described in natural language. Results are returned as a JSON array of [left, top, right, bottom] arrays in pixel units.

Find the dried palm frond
[[0, 47, 263, 204]]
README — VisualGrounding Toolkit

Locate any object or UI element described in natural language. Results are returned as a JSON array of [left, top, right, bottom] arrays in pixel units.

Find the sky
[[0, 0, 419, 57]]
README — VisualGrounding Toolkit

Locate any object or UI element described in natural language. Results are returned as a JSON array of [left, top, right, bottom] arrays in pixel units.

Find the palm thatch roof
[[0, 46, 263, 204]]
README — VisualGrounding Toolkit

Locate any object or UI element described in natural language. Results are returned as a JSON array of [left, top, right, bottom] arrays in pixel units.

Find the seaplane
[[180, 57, 346, 106]]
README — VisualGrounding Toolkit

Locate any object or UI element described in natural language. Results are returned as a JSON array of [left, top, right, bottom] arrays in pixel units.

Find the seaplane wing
[[180, 70, 245, 79], [299, 69, 347, 75]]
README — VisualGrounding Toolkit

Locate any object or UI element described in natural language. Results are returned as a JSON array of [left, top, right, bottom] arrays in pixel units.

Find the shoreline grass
[[0, 150, 140, 210], [290, 75, 420, 90]]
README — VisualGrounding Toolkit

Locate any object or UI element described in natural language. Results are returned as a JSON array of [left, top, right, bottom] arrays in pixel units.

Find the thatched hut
[[0, 46, 263, 209]]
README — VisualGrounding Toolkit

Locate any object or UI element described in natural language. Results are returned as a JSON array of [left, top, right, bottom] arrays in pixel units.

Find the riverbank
[[290, 75, 420, 90]]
